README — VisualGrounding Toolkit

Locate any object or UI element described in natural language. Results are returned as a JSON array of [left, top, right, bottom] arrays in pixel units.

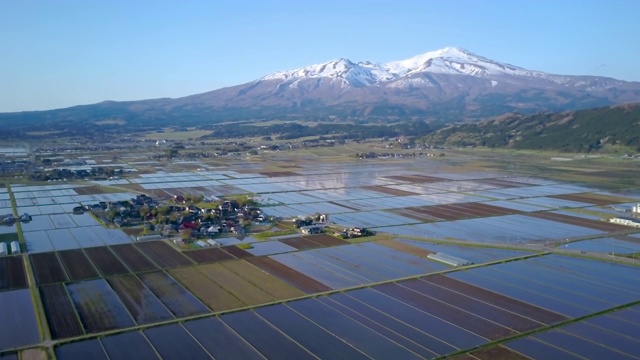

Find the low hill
[[425, 103, 640, 152]]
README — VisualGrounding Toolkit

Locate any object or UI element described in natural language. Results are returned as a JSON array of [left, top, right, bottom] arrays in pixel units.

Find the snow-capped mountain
[[251, 47, 633, 92], [178, 46, 639, 119], [262, 47, 542, 83], [4, 47, 640, 126]]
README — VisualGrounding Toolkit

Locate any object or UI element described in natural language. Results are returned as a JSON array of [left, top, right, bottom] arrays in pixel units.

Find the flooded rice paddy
[[1, 161, 640, 357]]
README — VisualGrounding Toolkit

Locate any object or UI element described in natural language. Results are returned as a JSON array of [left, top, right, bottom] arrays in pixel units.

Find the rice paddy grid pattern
[[563, 238, 640, 255], [468, 184, 594, 200], [551, 210, 603, 220], [52, 256, 583, 359], [448, 255, 640, 317], [268, 242, 448, 289], [24, 226, 131, 253], [22, 214, 101, 232], [16, 193, 135, 209], [261, 184, 595, 220], [37, 241, 530, 346], [506, 327, 637, 359], [42, 246, 640, 358], [9, 184, 82, 192], [396, 239, 531, 264], [375, 213, 602, 242]]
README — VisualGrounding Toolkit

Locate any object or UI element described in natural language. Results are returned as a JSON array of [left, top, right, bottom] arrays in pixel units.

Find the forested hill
[[425, 103, 640, 152]]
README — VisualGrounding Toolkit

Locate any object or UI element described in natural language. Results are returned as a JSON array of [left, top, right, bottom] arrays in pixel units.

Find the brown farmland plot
[[303, 234, 348, 247], [169, 267, 244, 312], [222, 245, 254, 259], [58, 249, 99, 281], [110, 244, 158, 272], [107, 275, 173, 325], [0, 256, 27, 290], [405, 202, 515, 221], [20, 348, 49, 360], [221, 260, 305, 300], [246, 257, 331, 294], [469, 345, 531, 360], [363, 185, 420, 196], [528, 212, 629, 232], [463, 202, 520, 216], [72, 186, 114, 195], [183, 247, 235, 264], [30, 252, 68, 285], [198, 263, 276, 305], [376, 239, 434, 258], [135, 241, 193, 268], [39, 284, 84, 339], [66, 279, 135, 333], [84, 246, 129, 276], [278, 237, 323, 251], [138, 271, 208, 317]]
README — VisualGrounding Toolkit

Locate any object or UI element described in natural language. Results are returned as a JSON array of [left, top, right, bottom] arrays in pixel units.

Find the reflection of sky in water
[[8, 162, 627, 252], [511, 196, 591, 209], [0, 147, 28, 156], [567, 237, 640, 254], [376, 212, 603, 244]]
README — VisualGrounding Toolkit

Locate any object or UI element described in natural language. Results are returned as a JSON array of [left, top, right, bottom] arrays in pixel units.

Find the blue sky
[[1, 0, 638, 112]]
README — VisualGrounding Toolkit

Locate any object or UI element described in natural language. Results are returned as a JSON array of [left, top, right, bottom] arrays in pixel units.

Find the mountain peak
[[260, 56, 391, 86], [260, 57, 358, 82], [383, 46, 520, 77]]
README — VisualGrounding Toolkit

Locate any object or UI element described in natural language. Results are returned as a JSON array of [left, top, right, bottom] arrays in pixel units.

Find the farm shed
[[136, 234, 163, 242], [195, 240, 210, 248], [609, 217, 640, 228], [427, 252, 472, 267]]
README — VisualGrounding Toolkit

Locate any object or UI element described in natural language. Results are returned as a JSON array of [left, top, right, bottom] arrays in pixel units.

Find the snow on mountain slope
[[257, 47, 630, 93], [260, 47, 553, 86], [261, 58, 393, 87], [384, 47, 545, 78]]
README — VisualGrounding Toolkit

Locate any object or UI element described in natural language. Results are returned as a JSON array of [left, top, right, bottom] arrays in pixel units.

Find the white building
[[136, 234, 162, 242], [195, 240, 210, 248], [10, 241, 20, 254], [609, 217, 640, 228], [633, 203, 640, 214], [427, 252, 472, 267]]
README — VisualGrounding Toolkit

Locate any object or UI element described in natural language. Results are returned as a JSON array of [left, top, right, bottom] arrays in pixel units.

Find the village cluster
[[85, 194, 265, 242]]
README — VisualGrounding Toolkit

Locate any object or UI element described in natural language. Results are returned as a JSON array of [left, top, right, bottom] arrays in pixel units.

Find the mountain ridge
[[2, 47, 640, 130]]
